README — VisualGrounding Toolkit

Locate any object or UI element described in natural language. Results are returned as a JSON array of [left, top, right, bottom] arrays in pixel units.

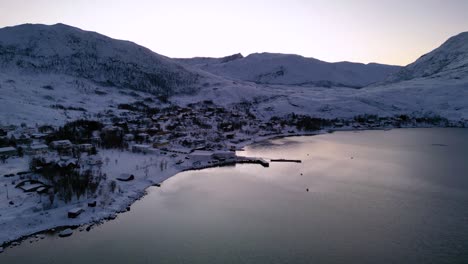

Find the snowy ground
[[1, 68, 467, 127], [0, 71, 146, 126], [0, 149, 179, 246], [0, 139, 286, 246], [174, 77, 468, 122]]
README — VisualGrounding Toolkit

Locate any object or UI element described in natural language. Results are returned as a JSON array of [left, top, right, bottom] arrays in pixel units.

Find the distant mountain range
[[177, 53, 401, 88]]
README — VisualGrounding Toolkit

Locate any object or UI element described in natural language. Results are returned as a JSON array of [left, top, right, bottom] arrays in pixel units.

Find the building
[[153, 140, 169, 148], [50, 140, 73, 155], [50, 140, 73, 150], [137, 133, 150, 142], [0, 146, 17, 157], [27, 144, 49, 155], [86, 155, 103, 165], [132, 144, 152, 153], [123, 134, 135, 141], [212, 151, 236, 161], [77, 143, 93, 152]]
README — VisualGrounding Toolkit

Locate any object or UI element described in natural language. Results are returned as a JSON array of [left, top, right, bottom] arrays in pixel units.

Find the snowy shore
[[0, 124, 464, 250], [0, 128, 319, 248]]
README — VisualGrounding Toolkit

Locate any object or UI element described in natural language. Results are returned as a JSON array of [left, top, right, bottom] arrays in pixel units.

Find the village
[[0, 99, 462, 249]]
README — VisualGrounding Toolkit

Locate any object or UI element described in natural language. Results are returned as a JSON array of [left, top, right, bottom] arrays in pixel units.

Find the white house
[[27, 144, 49, 155], [132, 144, 152, 154], [50, 140, 73, 150], [0, 146, 17, 157]]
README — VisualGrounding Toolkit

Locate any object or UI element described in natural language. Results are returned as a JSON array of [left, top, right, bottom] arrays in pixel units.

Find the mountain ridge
[[0, 23, 467, 125], [0, 23, 204, 96], [387, 31, 468, 82], [176, 52, 402, 88]]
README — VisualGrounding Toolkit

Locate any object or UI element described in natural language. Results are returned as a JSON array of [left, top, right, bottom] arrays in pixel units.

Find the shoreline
[[0, 125, 464, 250]]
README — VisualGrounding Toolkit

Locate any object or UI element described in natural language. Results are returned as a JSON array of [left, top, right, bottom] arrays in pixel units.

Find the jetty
[[236, 157, 270, 167], [188, 157, 270, 170], [270, 159, 302, 163]]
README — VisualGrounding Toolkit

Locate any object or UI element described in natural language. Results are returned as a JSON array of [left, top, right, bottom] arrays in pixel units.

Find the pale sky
[[1, 0, 467, 66]]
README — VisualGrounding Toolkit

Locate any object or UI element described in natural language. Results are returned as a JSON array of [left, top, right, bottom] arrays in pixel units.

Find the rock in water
[[58, 228, 73, 237]]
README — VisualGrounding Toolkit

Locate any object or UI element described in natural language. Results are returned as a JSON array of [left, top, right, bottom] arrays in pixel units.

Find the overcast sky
[[1, 0, 467, 65]]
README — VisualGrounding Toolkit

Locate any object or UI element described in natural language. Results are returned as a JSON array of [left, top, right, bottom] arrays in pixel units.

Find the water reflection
[[2, 128, 468, 264]]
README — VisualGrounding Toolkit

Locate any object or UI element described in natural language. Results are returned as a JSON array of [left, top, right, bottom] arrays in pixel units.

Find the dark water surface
[[2, 128, 468, 263]]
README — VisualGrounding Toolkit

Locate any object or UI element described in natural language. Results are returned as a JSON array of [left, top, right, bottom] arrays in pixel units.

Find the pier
[[236, 158, 270, 167], [270, 159, 302, 163]]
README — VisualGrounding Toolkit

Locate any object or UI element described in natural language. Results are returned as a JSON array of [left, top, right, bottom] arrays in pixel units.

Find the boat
[[117, 173, 135, 182], [58, 228, 73, 237]]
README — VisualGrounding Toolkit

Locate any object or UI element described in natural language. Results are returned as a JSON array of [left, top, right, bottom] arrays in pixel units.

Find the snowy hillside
[[0, 23, 207, 96], [0, 23, 466, 126], [177, 52, 401, 88], [388, 32, 468, 82]]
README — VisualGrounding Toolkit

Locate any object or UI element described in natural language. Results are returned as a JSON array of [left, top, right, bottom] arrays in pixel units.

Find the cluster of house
[[0, 124, 97, 161], [104, 102, 294, 155], [5, 101, 452, 166]]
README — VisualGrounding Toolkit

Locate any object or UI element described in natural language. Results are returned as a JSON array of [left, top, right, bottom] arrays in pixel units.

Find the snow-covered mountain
[[0, 23, 205, 96], [0, 23, 467, 126], [177, 52, 401, 88], [388, 32, 468, 82]]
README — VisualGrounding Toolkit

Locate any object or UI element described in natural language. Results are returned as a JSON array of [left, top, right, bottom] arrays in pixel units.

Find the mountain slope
[[0, 23, 204, 96], [177, 53, 401, 88], [388, 32, 468, 82]]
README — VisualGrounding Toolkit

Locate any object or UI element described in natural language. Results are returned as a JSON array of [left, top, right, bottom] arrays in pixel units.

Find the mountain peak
[[0, 23, 203, 95], [388, 31, 468, 82]]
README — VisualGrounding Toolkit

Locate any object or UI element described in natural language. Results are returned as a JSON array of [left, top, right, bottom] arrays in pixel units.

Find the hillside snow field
[[0, 23, 467, 125], [387, 32, 468, 82]]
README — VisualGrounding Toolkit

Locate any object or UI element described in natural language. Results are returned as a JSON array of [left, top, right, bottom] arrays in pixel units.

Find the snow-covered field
[[173, 77, 468, 121], [0, 148, 215, 245]]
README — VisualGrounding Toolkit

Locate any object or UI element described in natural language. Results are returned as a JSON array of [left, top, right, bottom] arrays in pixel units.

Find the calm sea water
[[2, 128, 468, 264]]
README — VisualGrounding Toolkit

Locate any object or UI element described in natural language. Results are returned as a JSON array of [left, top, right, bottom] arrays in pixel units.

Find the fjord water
[[2, 128, 468, 263]]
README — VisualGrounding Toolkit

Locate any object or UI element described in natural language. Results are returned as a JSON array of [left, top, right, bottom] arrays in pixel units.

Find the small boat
[[58, 228, 73, 237], [117, 174, 135, 182]]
